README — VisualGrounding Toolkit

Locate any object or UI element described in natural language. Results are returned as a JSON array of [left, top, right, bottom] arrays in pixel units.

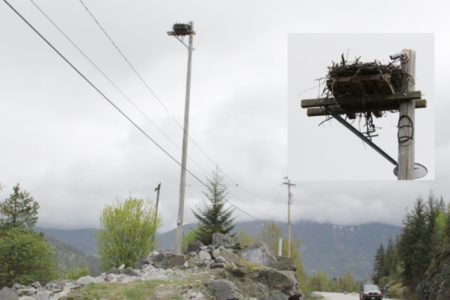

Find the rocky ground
[[0, 233, 302, 300]]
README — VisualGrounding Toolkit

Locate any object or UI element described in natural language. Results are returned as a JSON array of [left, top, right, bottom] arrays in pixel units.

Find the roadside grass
[[62, 274, 211, 300]]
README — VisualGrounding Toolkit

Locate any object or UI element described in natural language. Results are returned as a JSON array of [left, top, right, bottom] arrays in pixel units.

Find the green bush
[[0, 228, 56, 287], [98, 198, 161, 270]]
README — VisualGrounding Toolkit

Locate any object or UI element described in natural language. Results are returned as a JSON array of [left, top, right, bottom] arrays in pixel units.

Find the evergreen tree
[[373, 244, 386, 283], [0, 228, 56, 287], [0, 183, 39, 229], [0, 184, 56, 287], [193, 168, 234, 245], [398, 198, 430, 289], [446, 203, 450, 245], [385, 237, 399, 276]]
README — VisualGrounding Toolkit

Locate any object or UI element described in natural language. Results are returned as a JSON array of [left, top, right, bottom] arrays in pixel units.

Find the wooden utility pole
[[168, 22, 195, 254], [397, 49, 416, 180], [154, 183, 161, 225], [283, 177, 295, 258], [278, 237, 283, 257], [152, 183, 161, 245]]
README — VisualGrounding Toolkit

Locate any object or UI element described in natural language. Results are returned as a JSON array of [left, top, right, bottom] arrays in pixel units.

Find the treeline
[[373, 193, 450, 298]]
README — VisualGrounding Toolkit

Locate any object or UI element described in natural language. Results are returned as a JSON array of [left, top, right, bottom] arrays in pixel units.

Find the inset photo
[[288, 33, 434, 180]]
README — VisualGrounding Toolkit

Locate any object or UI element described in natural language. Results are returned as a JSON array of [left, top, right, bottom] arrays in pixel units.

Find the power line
[[28, 0, 211, 178], [3, 0, 206, 187], [76, 0, 274, 208], [77, 0, 219, 166], [4, 0, 263, 222], [227, 191, 264, 222], [77, 0, 171, 115]]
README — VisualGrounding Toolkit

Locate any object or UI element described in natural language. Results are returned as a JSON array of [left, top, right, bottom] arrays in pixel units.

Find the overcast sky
[[1, 0, 449, 232]]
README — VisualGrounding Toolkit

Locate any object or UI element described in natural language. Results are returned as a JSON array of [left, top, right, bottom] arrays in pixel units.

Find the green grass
[[63, 275, 210, 300]]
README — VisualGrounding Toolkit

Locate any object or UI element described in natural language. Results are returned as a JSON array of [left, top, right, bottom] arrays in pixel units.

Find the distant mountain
[[38, 221, 401, 280], [45, 235, 103, 276], [37, 227, 98, 256], [158, 221, 401, 280]]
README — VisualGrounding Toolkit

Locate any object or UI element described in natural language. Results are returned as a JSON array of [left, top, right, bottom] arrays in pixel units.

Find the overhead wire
[[77, 0, 220, 168], [2, 0, 206, 187], [28, 0, 212, 177], [76, 0, 275, 210], [3, 0, 264, 222]]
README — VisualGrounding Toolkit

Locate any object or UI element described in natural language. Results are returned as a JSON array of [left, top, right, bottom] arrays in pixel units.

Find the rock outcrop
[[240, 242, 277, 266], [418, 247, 450, 300], [5, 236, 302, 300]]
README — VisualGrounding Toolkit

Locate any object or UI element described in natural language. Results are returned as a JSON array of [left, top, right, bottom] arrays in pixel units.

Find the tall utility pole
[[397, 49, 416, 180], [168, 22, 195, 254], [283, 177, 295, 258]]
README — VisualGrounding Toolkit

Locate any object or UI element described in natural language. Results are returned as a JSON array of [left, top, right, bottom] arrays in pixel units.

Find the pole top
[[167, 21, 195, 36]]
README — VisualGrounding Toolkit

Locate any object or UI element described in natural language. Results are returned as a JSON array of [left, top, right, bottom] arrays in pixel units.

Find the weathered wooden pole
[[283, 177, 295, 258], [397, 49, 416, 180], [278, 238, 283, 257]]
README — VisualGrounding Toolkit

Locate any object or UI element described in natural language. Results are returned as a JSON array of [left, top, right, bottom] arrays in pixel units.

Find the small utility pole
[[283, 177, 295, 258], [397, 49, 416, 180], [154, 183, 161, 226], [151, 183, 161, 245], [168, 22, 195, 254], [278, 237, 283, 257]]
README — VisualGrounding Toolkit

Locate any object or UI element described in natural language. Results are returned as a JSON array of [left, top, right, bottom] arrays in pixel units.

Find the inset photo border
[[288, 33, 434, 180]]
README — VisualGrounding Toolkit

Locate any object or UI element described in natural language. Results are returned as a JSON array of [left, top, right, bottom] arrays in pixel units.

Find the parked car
[[360, 284, 383, 300]]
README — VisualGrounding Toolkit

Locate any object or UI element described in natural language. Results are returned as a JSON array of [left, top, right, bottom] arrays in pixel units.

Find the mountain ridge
[[38, 220, 401, 279]]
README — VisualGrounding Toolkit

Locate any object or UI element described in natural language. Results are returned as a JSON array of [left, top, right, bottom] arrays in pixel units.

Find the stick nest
[[325, 58, 409, 97]]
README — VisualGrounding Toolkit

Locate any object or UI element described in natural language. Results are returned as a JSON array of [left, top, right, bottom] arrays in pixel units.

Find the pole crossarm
[[301, 91, 425, 117]]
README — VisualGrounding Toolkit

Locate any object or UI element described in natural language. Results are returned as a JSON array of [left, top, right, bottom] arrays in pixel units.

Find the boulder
[[187, 240, 205, 253], [240, 242, 277, 266], [11, 283, 25, 291], [206, 279, 244, 300], [0, 287, 18, 300], [77, 275, 104, 285], [269, 257, 297, 271], [257, 269, 296, 292], [16, 287, 36, 296], [198, 250, 212, 261], [45, 281, 66, 293], [151, 252, 186, 269], [212, 247, 240, 264], [143, 250, 160, 264], [35, 291, 52, 300], [210, 262, 227, 269], [215, 256, 228, 264], [30, 282, 42, 290], [212, 232, 233, 248]]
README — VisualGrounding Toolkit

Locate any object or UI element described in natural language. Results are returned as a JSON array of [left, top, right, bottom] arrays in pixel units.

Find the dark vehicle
[[360, 284, 383, 300]]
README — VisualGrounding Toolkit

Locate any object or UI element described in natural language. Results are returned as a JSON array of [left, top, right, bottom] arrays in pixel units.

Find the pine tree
[[373, 244, 386, 283], [446, 203, 450, 245], [0, 183, 39, 230], [398, 198, 429, 289], [193, 168, 234, 245], [0, 184, 56, 287]]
